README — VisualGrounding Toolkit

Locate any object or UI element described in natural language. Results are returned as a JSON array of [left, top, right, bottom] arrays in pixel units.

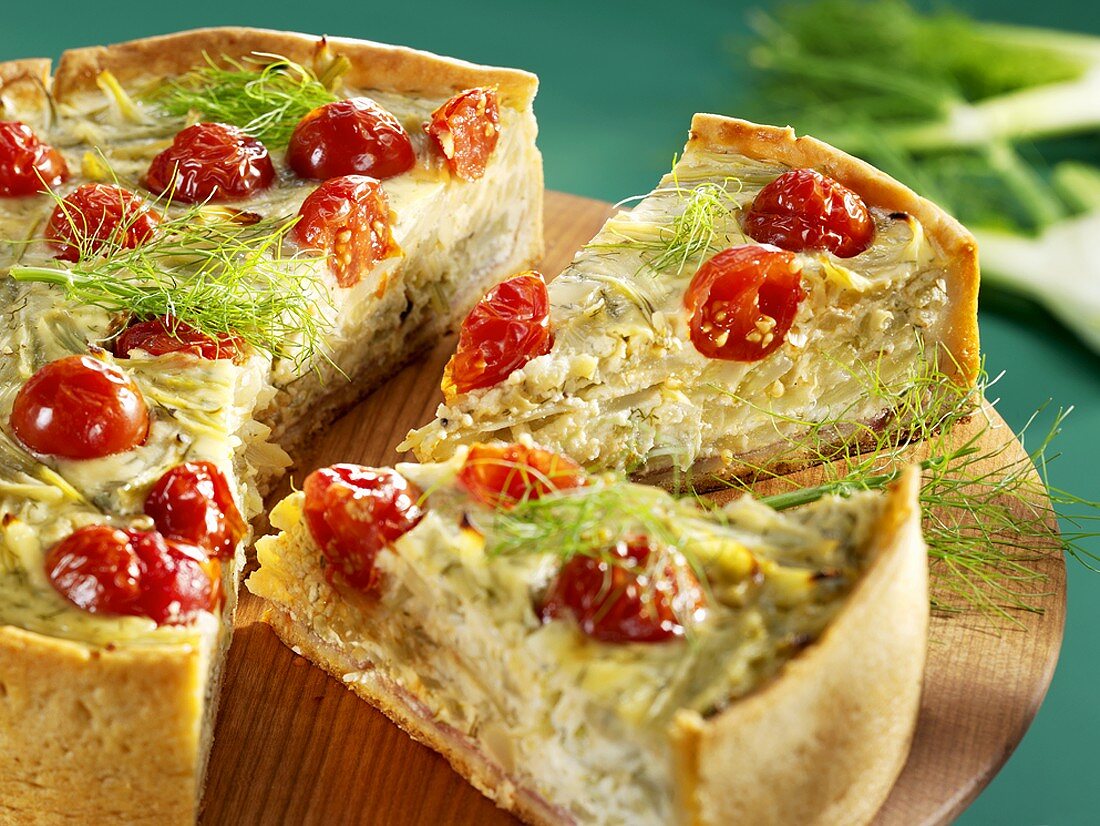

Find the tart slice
[[402, 114, 979, 488], [248, 443, 927, 825], [0, 28, 540, 823]]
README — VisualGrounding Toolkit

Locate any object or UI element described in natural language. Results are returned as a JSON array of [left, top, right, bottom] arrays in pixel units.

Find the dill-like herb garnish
[[9, 192, 334, 367], [148, 53, 340, 147], [587, 175, 745, 276], [713, 353, 1097, 622]]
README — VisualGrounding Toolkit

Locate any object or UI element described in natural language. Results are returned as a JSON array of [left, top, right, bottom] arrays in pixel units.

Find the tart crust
[[0, 28, 542, 823], [258, 468, 926, 825]]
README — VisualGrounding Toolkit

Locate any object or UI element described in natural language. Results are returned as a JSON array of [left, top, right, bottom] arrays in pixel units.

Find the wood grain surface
[[200, 192, 1066, 826]]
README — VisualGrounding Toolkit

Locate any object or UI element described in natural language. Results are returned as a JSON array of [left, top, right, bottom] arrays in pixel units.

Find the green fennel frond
[[148, 52, 340, 147], [10, 187, 334, 368]]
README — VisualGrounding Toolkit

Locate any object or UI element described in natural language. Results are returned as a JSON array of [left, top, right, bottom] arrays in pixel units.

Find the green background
[[4, 0, 1097, 822]]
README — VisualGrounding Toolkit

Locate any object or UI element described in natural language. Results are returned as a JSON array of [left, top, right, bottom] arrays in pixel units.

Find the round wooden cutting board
[[200, 192, 1066, 825]]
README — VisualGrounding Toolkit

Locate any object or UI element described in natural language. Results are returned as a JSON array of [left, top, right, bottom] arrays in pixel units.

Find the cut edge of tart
[[248, 448, 927, 826], [0, 28, 542, 824], [402, 113, 980, 491]]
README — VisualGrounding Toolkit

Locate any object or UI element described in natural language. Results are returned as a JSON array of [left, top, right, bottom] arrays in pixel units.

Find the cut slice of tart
[[402, 114, 979, 488], [248, 442, 928, 825], [0, 28, 541, 823]]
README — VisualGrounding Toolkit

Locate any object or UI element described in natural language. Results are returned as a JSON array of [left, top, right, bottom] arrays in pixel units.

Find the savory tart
[[402, 114, 979, 488], [248, 442, 928, 825], [0, 28, 541, 823]]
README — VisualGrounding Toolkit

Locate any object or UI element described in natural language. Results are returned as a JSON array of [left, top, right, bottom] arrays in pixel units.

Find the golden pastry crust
[[0, 58, 52, 119], [687, 114, 980, 387], [0, 626, 214, 826], [50, 27, 538, 108]]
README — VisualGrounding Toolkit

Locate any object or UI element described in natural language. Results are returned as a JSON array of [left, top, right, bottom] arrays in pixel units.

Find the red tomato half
[[457, 442, 585, 510], [145, 123, 275, 203], [10, 355, 150, 459], [744, 168, 874, 258], [0, 121, 68, 197], [303, 464, 424, 592], [540, 539, 706, 643], [426, 87, 501, 181], [684, 245, 805, 362], [46, 183, 161, 262], [114, 316, 245, 361], [449, 271, 552, 394], [292, 175, 398, 287], [288, 98, 415, 181], [45, 525, 215, 626], [145, 461, 247, 560]]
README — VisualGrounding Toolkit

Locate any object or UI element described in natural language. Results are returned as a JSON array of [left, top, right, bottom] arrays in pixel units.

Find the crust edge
[[48, 27, 538, 108]]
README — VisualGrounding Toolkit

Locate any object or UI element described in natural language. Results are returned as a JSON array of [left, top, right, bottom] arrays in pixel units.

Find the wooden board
[[201, 192, 1066, 825]]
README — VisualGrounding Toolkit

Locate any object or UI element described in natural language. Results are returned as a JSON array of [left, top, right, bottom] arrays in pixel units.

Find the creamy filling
[[403, 151, 949, 473], [249, 452, 885, 825], [0, 71, 537, 644]]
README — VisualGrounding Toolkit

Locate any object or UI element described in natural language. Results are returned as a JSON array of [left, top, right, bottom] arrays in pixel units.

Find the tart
[[248, 443, 928, 825], [0, 28, 541, 823], [402, 114, 980, 487]]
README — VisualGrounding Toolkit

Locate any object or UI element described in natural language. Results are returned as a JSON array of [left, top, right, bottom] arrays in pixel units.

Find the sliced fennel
[[976, 213, 1100, 353], [739, 0, 1100, 352]]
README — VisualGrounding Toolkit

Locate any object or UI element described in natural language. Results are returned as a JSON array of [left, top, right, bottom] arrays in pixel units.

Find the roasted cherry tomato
[[45, 525, 215, 625], [303, 464, 424, 591], [684, 245, 805, 362], [145, 461, 247, 560], [426, 88, 501, 181], [744, 168, 874, 258], [114, 316, 245, 361], [457, 442, 585, 510], [145, 122, 275, 203], [46, 183, 161, 262], [292, 175, 398, 287], [0, 121, 68, 197], [448, 271, 552, 394], [540, 539, 706, 643], [10, 354, 150, 459], [288, 98, 415, 181]]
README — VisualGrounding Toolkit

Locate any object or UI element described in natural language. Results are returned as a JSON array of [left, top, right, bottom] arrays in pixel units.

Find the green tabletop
[[3, 1, 1097, 822]]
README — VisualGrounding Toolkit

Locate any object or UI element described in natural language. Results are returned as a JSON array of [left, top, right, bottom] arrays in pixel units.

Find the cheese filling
[[0, 70, 538, 643], [403, 149, 950, 475], [249, 451, 887, 825]]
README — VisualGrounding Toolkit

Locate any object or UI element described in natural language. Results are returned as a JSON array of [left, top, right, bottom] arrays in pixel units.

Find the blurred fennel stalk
[[738, 0, 1100, 353]]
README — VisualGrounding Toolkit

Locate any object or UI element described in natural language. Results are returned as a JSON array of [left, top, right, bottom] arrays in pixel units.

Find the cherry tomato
[[684, 245, 805, 362], [145, 461, 246, 560], [0, 121, 68, 197], [114, 316, 244, 361], [540, 539, 706, 643], [46, 183, 161, 262], [457, 442, 585, 510], [287, 98, 415, 180], [292, 175, 398, 287], [145, 122, 275, 203], [426, 88, 501, 181], [10, 354, 150, 459], [744, 168, 874, 258], [45, 525, 215, 625], [449, 271, 552, 394], [303, 464, 424, 591]]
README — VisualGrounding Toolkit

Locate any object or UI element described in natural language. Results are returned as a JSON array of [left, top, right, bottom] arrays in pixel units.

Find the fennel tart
[[248, 444, 928, 825], [0, 28, 541, 824], [402, 114, 980, 488]]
